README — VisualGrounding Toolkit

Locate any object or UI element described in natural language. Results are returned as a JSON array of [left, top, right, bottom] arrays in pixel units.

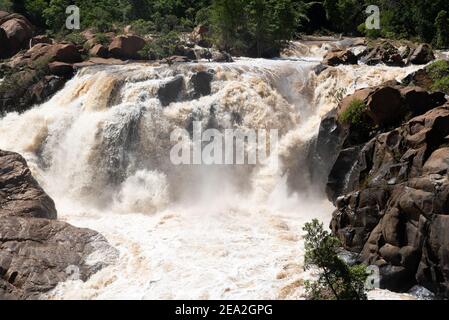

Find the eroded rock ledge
[[319, 80, 449, 296], [0, 150, 118, 300]]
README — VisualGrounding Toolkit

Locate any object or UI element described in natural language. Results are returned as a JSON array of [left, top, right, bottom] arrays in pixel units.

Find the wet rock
[[157, 75, 185, 106], [0, 216, 118, 300], [212, 51, 233, 63], [0, 149, 118, 300], [163, 55, 191, 64], [323, 49, 358, 66], [409, 44, 435, 65], [189, 71, 214, 98], [108, 35, 146, 60], [0, 150, 56, 219], [361, 42, 404, 66]]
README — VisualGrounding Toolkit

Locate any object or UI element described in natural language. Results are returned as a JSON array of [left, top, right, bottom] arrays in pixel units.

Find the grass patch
[[339, 98, 367, 126], [426, 60, 449, 94]]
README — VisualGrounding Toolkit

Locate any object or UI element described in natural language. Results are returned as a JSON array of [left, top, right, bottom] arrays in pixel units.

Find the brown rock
[[323, 49, 358, 66], [0, 150, 56, 219], [30, 35, 52, 47], [48, 43, 82, 63], [89, 44, 109, 58], [366, 86, 403, 126], [108, 35, 146, 60], [409, 44, 435, 65], [423, 148, 449, 174], [48, 61, 73, 77], [1, 17, 34, 53]]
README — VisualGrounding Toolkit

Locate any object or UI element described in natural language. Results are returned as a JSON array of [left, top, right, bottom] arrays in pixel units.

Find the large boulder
[[323, 49, 358, 66], [212, 51, 233, 63], [48, 43, 82, 63], [108, 35, 146, 60], [89, 44, 109, 58], [30, 35, 52, 47], [365, 86, 403, 126], [0, 14, 34, 55], [0, 216, 117, 299], [409, 44, 435, 65], [0, 149, 118, 300], [0, 150, 56, 219], [189, 71, 214, 98], [157, 75, 185, 106]]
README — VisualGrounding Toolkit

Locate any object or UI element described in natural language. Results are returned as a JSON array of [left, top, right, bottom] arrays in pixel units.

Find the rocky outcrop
[[0, 150, 117, 299], [361, 41, 404, 66], [409, 44, 435, 65], [323, 83, 449, 295], [189, 71, 214, 98], [108, 35, 146, 60], [323, 49, 358, 66], [0, 150, 57, 219]]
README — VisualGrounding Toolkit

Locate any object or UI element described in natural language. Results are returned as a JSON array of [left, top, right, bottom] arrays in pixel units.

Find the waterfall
[[0, 46, 420, 299]]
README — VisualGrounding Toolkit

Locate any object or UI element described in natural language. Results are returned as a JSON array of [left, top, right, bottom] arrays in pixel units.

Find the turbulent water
[[0, 41, 421, 299]]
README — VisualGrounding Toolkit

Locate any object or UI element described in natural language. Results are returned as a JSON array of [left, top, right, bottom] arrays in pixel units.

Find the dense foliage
[[1, 0, 449, 57], [303, 219, 368, 300]]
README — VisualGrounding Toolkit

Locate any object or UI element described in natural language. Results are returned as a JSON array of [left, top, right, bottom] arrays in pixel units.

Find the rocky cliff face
[[0, 150, 118, 299], [319, 80, 449, 296]]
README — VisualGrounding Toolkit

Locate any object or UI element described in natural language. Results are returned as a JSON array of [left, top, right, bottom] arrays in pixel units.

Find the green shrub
[[130, 19, 155, 37], [426, 60, 449, 94], [339, 98, 367, 126], [64, 32, 86, 46], [426, 60, 449, 80], [432, 76, 449, 94], [303, 219, 368, 300]]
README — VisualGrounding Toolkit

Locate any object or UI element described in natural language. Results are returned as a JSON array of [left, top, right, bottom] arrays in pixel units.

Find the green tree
[[434, 10, 449, 49], [0, 0, 13, 11], [303, 219, 368, 300]]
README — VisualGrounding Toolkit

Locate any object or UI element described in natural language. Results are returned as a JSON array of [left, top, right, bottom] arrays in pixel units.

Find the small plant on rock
[[339, 98, 367, 127]]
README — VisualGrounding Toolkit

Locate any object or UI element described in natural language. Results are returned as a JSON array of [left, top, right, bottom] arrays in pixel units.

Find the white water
[[0, 42, 421, 299]]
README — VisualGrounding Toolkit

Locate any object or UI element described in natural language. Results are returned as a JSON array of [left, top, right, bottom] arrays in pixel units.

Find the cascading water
[[0, 41, 422, 299]]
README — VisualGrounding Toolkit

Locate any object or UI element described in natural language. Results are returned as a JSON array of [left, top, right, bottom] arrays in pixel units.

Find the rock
[[409, 44, 435, 65], [328, 103, 449, 296], [157, 75, 185, 106], [0, 149, 118, 299], [0, 216, 118, 299], [361, 42, 404, 66], [89, 44, 109, 58], [48, 62, 73, 77], [402, 68, 434, 89], [108, 35, 146, 60], [366, 86, 403, 126], [400, 86, 446, 116], [175, 45, 197, 61], [212, 51, 233, 63], [1, 15, 34, 55], [323, 49, 358, 66], [30, 35, 52, 47], [48, 43, 82, 63], [163, 55, 191, 64], [313, 64, 328, 75], [189, 71, 214, 98], [0, 150, 57, 219], [0, 28, 10, 58], [408, 285, 435, 300]]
